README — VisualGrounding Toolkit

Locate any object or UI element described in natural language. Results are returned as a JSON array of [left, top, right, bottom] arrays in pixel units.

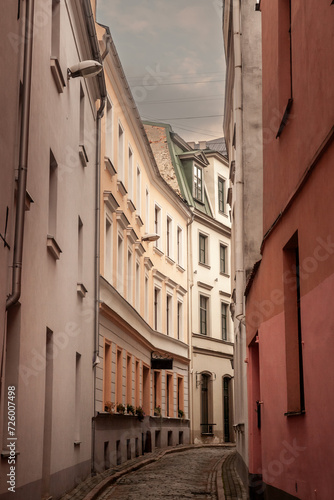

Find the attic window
[[193, 164, 203, 202]]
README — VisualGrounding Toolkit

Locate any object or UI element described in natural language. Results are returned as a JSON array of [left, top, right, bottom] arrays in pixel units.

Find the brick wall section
[[144, 124, 182, 197]]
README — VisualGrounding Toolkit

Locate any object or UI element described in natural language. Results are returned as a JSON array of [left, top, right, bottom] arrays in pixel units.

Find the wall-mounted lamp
[[67, 60, 103, 79], [141, 233, 160, 242]]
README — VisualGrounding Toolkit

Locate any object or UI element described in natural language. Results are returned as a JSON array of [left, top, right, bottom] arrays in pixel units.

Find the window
[[166, 216, 172, 257], [116, 349, 123, 405], [118, 123, 124, 181], [135, 360, 140, 407], [135, 261, 140, 311], [79, 84, 85, 145], [154, 205, 161, 249], [117, 234, 123, 295], [166, 294, 172, 336], [126, 355, 132, 403], [136, 166, 141, 214], [166, 373, 173, 417], [48, 150, 58, 237], [146, 188, 149, 227], [283, 233, 305, 414], [154, 371, 161, 411], [193, 164, 203, 201], [177, 226, 183, 266], [105, 215, 113, 283], [78, 217, 83, 283], [51, 0, 60, 58], [105, 98, 113, 159], [220, 244, 227, 274], [201, 374, 210, 434], [177, 377, 184, 415], [103, 340, 112, 408], [200, 295, 209, 335], [199, 234, 208, 265], [128, 147, 133, 200], [218, 177, 225, 213], [142, 364, 150, 415], [221, 303, 228, 341], [145, 275, 149, 322], [277, 0, 293, 138], [154, 287, 161, 331], [127, 249, 133, 304], [177, 301, 183, 340], [75, 353, 81, 442]]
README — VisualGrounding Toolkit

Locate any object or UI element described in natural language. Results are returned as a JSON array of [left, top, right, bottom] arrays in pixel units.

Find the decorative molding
[[126, 227, 138, 245], [104, 191, 119, 213], [116, 210, 130, 230], [176, 264, 186, 273], [117, 180, 127, 196], [127, 199, 136, 213], [50, 57, 65, 93], [104, 156, 117, 176], [152, 269, 166, 282], [135, 214, 144, 227], [135, 241, 145, 257], [144, 257, 153, 270], [219, 290, 231, 298], [197, 281, 213, 291], [77, 283, 88, 298], [165, 277, 177, 290], [176, 284, 187, 296], [79, 144, 89, 167], [47, 235, 62, 260]]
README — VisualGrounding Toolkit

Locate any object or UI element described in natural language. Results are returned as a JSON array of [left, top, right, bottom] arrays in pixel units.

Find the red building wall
[[246, 1, 334, 498]]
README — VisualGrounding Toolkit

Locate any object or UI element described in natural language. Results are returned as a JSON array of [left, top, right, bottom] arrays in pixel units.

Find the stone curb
[[215, 454, 228, 500], [82, 444, 235, 500]]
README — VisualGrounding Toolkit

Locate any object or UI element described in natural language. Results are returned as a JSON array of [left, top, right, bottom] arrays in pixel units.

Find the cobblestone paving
[[222, 452, 247, 500], [98, 447, 232, 500]]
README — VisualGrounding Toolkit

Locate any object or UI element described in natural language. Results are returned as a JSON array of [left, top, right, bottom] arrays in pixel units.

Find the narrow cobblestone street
[[94, 447, 245, 500]]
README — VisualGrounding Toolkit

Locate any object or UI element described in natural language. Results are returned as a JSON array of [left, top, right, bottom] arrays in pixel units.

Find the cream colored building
[[144, 124, 234, 445], [93, 26, 192, 471]]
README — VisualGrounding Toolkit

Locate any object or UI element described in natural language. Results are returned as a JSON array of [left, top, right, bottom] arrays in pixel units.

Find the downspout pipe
[[6, 0, 35, 310]]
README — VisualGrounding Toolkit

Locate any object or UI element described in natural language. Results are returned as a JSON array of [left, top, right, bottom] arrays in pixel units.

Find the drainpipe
[[6, 0, 35, 310], [233, 0, 246, 429], [186, 210, 194, 442]]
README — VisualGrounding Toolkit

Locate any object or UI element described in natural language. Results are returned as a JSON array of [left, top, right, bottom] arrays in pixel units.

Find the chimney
[[199, 141, 207, 149]]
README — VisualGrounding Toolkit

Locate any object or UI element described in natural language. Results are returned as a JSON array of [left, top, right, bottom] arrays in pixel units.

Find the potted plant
[[178, 408, 184, 419], [104, 401, 115, 414], [116, 403, 125, 414], [154, 405, 162, 417], [127, 404, 135, 416], [135, 406, 145, 422]]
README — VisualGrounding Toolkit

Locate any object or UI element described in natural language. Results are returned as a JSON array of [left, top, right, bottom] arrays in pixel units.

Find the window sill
[[284, 410, 306, 417], [47, 235, 62, 260], [117, 180, 127, 197], [127, 199, 136, 213], [79, 144, 89, 167], [74, 441, 81, 446], [153, 246, 164, 257], [165, 256, 175, 265], [104, 156, 116, 176], [50, 57, 65, 93], [1, 450, 20, 458], [135, 214, 144, 227], [176, 264, 185, 273], [198, 262, 211, 270], [77, 283, 88, 298], [220, 272, 230, 278]]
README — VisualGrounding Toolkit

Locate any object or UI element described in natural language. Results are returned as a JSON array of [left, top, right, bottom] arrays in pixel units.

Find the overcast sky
[[97, 0, 226, 142]]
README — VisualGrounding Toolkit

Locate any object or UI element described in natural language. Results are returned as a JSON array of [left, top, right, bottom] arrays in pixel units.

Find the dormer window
[[193, 164, 203, 202]]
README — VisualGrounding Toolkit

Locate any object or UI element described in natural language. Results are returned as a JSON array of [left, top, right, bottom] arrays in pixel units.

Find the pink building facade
[[246, 1, 334, 498]]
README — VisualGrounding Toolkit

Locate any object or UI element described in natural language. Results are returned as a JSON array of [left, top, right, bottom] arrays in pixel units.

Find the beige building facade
[[93, 26, 192, 471]]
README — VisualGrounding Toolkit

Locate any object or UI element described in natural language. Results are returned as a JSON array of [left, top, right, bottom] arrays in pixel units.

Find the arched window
[[201, 373, 213, 434]]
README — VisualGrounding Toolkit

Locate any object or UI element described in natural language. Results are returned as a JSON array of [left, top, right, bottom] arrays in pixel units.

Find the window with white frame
[[105, 97, 113, 159], [220, 244, 227, 274], [218, 176, 226, 214], [136, 166, 141, 215], [177, 226, 183, 267], [199, 233, 208, 265], [135, 261, 140, 311], [145, 275, 149, 322], [166, 216, 172, 258], [221, 302, 228, 341], [166, 294, 172, 336], [128, 146, 133, 200], [200, 295, 209, 335], [145, 188, 149, 228], [177, 300, 183, 341], [117, 233, 124, 295], [154, 286, 161, 331], [127, 248, 133, 304], [193, 164, 203, 202], [118, 123, 124, 181], [105, 214, 113, 283], [154, 204, 162, 249]]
